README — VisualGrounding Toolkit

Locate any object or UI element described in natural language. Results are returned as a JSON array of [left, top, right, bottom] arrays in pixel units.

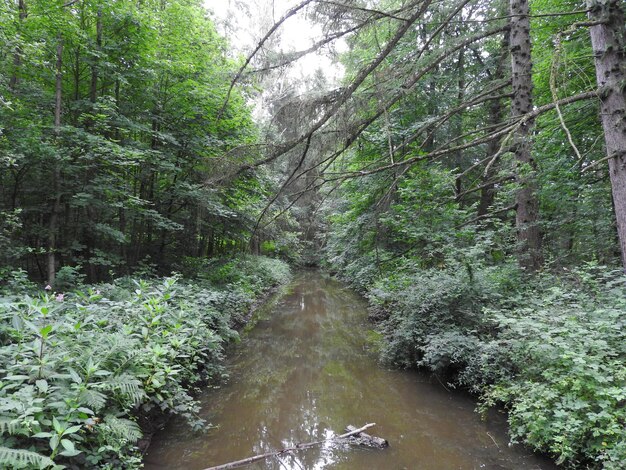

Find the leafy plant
[[0, 256, 290, 468], [329, 238, 626, 469]]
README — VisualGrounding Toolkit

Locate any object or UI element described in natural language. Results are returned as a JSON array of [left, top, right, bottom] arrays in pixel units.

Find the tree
[[586, 0, 626, 270], [509, 0, 542, 270], [0, 0, 273, 283]]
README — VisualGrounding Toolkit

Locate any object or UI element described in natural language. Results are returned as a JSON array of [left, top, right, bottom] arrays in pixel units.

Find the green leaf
[[11, 315, 24, 330], [40, 325, 53, 339], [36, 379, 49, 393], [5, 375, 29, 381], [52, 417, 63, 434], [60, 439, 74, 452], [0, 446, 56, 469], [68, 368, 82, 384], [64, 425, 82, 435], [59, 448, 81, 457], [50, 434, 60, 451], [23, 319, 39, 334]]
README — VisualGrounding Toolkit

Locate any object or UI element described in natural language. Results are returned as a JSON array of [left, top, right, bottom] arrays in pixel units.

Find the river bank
[[144, 271, 555, 469], [0, 256, 290, 469], [325, 256, 626, 469]]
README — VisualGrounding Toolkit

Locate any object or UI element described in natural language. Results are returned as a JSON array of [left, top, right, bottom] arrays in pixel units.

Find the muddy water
[[144, 271, 555, 470]]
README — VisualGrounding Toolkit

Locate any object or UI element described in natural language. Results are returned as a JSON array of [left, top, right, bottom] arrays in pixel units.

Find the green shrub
[[369, 262, 500, 371], [0, 269, 36, 296], [53, 265, 86, 291], [0, 256, 290, 469], [333, 251, 626, 469], [481, 271, 626, 468]]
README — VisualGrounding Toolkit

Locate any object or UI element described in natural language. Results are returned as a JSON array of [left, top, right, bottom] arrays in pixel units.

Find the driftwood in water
[[342, 425, 388, 448], [204, 422, 387, 470]]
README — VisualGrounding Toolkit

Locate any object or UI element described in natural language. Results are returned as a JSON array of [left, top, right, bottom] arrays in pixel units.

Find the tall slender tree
[[48, 33, 63, 284], [586, 0, 626, 269], [510, 0, 542, 270]]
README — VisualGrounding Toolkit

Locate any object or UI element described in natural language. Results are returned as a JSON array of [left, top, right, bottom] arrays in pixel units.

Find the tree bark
[[476, 99, 503, 217], [510, 0, 542, 271], [453, 45, 465, 200], [586, 0, 626, 269], [478, 32, 509, 218]]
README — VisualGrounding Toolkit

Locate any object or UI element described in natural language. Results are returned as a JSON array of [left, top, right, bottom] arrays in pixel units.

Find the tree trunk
[[477, 99, 503, 217], [48, 35, 63, 284], [510, 0, 542, 271], [90, 8, 102, 103], [9, 0, 27, 90], [478, 32, 509, 218], [453, 46, 465, 201], [586, 0, 626, 269]]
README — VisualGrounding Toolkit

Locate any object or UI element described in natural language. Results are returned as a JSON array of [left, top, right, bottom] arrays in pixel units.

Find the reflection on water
[[144, 271, 555, 470]]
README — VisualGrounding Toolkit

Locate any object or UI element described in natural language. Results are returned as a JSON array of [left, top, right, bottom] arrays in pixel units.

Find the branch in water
[[204, 423, 379, 470]]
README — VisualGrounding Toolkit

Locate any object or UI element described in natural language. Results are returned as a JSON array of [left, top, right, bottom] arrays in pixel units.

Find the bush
[[0, 256, 290, 469], [53, 265, 86, 291], [481, 270, 626, 468], [333, 252, 626, 469], [0, 269, 36, 296], [369, 261, 500, 371]]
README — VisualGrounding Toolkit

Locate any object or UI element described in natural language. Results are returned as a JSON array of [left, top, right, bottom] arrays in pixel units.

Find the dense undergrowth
[[0, 256, 290, 469], [327, 252, 626, 469]]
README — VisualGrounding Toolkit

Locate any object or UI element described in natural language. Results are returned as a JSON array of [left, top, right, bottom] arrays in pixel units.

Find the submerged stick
[[204, 423, 377, 470]]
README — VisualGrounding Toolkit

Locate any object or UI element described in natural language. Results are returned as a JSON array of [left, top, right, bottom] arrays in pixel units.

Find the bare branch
[[455, 175, 515, 201], [331, 91, 597, 179], [247, 23, 363, 74], [253, 135, 313, 235], [205, 424, 378, 470], [231, 0, 431, 179], [217, 0, 318, 121], [319, 0, 412, 21], [458, 204, 517, 228]]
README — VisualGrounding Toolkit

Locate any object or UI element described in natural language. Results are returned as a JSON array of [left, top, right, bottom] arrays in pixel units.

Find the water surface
[[145, 271, 554, 469]]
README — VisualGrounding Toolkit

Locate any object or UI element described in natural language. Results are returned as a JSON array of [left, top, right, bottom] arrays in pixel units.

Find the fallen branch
[[204, 423, 379, 470], [342, 425, 389, 448]]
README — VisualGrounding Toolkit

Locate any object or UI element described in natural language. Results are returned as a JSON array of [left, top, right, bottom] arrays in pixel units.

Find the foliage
[[2, 0, 626, 468], [328, 237, 626, 469], [0, 256, 290, 469], [0, 0, 297, 282], [481, 267, 626, 468], [319, 0, 626, 466]]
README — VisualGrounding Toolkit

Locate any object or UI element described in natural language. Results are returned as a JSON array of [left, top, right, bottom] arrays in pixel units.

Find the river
[[144, 271, 555, 469]]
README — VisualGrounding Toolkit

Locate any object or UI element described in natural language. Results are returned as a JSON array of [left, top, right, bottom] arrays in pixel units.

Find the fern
[[0, 417, 22, 436], [100, 416, 142, 443], [102, 374, 146, 405], [78, 388, 107, 412], [98, 334, 142, 373], [0, 446, 56, 469]]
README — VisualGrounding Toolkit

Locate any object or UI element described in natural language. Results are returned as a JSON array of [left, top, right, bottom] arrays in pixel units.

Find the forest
[[0, 0, 625, 468]]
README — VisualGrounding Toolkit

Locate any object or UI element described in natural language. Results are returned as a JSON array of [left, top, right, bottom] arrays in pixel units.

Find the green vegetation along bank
[[0, 256, 290, 469], [325, 251, 625, 469]]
